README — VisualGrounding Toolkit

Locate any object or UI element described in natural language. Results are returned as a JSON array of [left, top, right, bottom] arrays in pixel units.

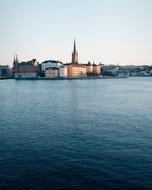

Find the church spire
[[16, 54, 19, 63], [13, 52, 16, 63], [72, 38, 78, 64], [13, 53, 18, 77], [74, 38, 76, 53]]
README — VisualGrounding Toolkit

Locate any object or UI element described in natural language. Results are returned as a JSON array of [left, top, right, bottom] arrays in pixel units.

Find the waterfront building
[[101, 65, 119, 76], [92, 64, 101, 75], [41, 60, 63, 71], [67, 64, 86, 78], [0, 65, 9, 79], [86, 61, 93, 76], [59, 65, 68, 78], [45, 67, 59, 78], [86, 62, 101, 76], [15, 59, 40, 78]]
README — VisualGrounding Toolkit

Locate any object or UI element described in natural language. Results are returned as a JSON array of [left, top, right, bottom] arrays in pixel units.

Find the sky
[[0, 0, 152, 66]]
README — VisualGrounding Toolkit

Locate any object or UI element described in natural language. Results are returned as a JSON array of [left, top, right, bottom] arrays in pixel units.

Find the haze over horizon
[[0, 0, 152, 66]]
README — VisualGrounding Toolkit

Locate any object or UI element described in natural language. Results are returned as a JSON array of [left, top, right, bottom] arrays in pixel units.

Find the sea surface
[[0, 78, 152, 190]]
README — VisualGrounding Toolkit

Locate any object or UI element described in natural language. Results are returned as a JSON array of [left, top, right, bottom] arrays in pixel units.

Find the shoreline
[[14, 76, 128, 80], [1, 76, 152, 80]]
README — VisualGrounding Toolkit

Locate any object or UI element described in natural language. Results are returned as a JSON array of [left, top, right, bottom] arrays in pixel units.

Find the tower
[[13, 53, 19, 77], [72, 38, 78, 64]]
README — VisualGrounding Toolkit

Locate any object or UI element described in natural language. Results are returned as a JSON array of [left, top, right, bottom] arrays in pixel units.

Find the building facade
[[68, 64, 86, 78], [0, 65, 9, 79], [86, 62, 93, 76], [15, 59, 40, 78], [92, 64, 101, 75], [86, 62, 101, 76], [41, 60, 63, 71], [59, 65, 68, 78], [45, 67, 59, 78]]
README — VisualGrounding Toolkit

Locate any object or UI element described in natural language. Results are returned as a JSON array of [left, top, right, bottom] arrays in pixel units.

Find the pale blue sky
[[0, 0, 152, 66]]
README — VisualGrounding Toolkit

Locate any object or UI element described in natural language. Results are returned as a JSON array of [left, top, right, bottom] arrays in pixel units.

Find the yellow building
[[68, 64, 86, 78], [86, 62, 101, 76], [86, 63, 93, 76], [92, 64, 100, 75]]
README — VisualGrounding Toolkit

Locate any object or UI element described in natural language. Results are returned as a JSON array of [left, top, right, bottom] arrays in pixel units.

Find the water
[[0, 78, 152, 190]]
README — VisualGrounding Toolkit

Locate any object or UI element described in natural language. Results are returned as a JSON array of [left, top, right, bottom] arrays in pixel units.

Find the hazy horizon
[[0, 0, 152, 66]]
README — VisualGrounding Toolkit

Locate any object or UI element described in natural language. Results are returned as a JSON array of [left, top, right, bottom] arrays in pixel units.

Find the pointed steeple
[[16, 54, 18, 63], [73, 38, 76, 53], [16, 54, 19, 63], [13, 53, 16, 63], [72, 38, 78, 64], [13, 53, 18, 77]]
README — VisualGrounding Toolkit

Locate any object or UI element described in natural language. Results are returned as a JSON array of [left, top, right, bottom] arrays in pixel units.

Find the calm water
[[0, 78, 152, 190]]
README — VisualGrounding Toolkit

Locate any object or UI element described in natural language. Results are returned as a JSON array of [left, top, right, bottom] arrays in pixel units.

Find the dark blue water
[[0, 78, 152, 190]]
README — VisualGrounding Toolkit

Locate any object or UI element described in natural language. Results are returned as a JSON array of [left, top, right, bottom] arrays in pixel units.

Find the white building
[[41, 60, 63, 71], [59, 66, 68, 78], [45, 67, 59, 78]]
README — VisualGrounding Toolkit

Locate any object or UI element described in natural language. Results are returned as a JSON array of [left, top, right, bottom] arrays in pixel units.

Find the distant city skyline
[[0, 0, 152, 66]]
